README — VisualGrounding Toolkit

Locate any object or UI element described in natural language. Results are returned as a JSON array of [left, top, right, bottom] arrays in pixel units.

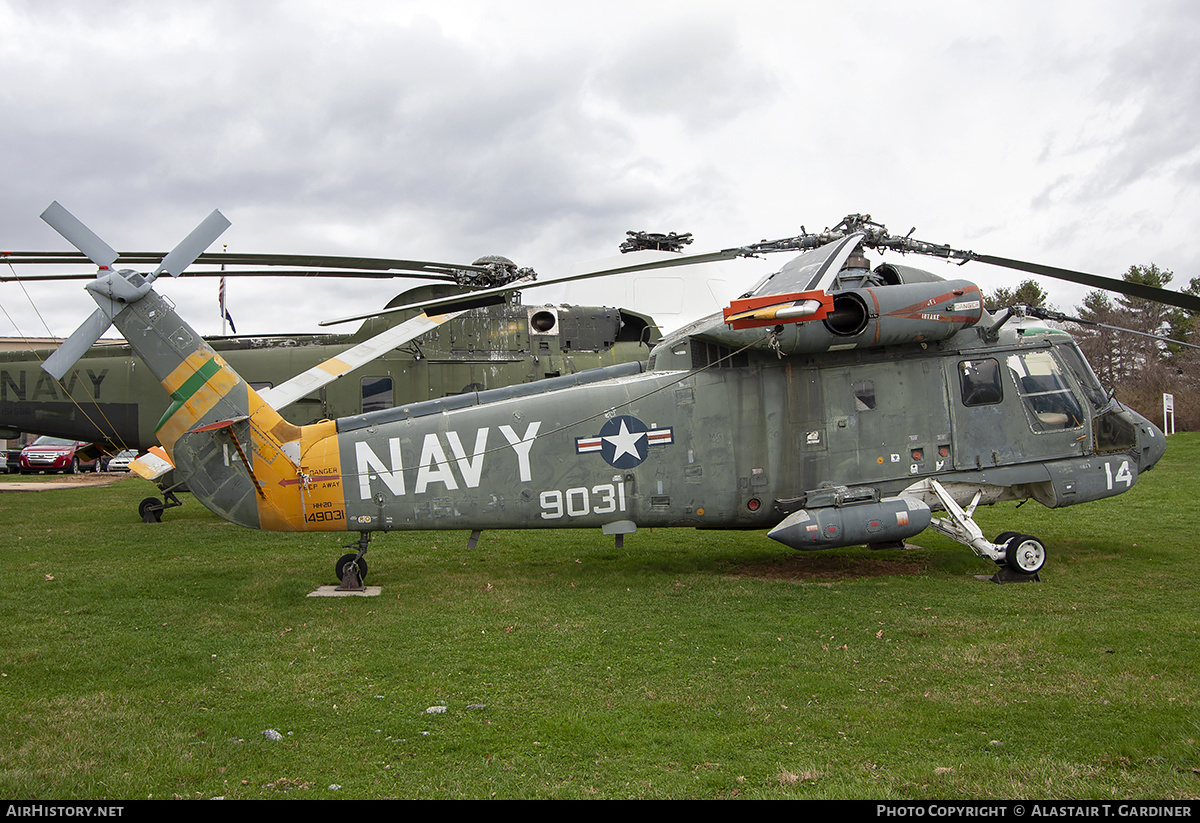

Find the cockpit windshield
[[1054, 341, 1110, 411]]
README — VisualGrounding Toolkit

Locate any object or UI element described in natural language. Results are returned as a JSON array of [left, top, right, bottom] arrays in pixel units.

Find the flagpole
[[220, 244, 227, 336]]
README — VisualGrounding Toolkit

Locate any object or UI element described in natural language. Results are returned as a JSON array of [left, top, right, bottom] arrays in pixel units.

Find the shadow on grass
[[722, 551, 933, 581]]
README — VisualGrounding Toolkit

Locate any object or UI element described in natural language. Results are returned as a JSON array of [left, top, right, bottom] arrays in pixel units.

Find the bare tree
[[1072, 263, 1200, 430]]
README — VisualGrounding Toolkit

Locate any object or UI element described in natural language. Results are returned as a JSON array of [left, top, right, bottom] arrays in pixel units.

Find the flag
[[219, 276, 236, 333]]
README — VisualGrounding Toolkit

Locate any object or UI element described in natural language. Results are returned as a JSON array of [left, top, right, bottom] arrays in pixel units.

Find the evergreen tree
[[985, 279, 1052, 311]]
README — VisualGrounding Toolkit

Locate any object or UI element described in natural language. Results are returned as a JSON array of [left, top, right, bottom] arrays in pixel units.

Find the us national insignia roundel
[[575, 415, 674, 469]]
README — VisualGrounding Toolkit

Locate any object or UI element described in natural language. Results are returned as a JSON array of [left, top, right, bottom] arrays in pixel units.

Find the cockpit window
[[959, 359, 1004, 407], [1006, 351, 1085, 431]]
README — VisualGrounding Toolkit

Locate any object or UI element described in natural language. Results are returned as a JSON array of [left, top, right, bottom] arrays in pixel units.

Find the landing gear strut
[[335, 532, 371, 591], [925, 479, 1044, 582]]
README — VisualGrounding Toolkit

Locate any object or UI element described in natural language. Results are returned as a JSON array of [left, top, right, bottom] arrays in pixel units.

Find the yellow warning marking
[[316, 357, 353, 376], [240, 388, 346, 532]]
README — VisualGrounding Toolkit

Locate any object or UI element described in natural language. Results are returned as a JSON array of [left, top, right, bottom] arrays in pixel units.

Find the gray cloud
[[3, 1, 1200, 335]]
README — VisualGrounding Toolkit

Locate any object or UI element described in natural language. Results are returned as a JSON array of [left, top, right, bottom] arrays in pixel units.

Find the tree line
[[984, 266, 1200, 431]]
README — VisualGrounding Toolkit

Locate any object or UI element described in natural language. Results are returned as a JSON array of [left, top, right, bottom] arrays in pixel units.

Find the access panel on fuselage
[[819, 358, 953, 486]]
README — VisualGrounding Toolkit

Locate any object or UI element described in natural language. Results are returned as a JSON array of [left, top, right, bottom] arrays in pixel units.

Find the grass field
[[1, 435, 1198, 799]]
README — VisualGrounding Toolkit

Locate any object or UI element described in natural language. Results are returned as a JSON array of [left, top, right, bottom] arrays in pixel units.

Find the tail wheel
[[138, 497, 163, 523], [1005, 535, 1046, 574]]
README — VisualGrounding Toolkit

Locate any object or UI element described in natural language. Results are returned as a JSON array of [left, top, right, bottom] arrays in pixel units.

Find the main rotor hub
[[455, 255, 537, 289]]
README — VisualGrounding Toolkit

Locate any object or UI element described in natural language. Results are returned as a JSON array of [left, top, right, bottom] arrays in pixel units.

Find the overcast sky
[[2, 0, 1199, 338]]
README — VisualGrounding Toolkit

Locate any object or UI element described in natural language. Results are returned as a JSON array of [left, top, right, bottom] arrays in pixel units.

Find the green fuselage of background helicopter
[[0, 288, 660, 451]]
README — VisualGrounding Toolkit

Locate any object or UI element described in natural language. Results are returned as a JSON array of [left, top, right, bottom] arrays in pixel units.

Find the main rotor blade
[[257, 310, 465, 411], [0, 268, 459, 283], [0, 250, 488, 274], [154, 210, 231, 278], [972, 253, 1200, 314], [319, 246, 748, 327], [39, 202, 119, 268], [41, 308, 113, 380]]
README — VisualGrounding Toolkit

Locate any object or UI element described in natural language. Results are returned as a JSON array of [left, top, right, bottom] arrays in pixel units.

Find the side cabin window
[[1006, 351, 1084, 432], [852, 380, 876, 411], [958, 359, 1003, 407], [361, 376, 393, 414]]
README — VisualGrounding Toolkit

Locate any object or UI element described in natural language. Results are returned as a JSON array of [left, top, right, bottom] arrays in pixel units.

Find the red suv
[[19, 437, 101, 474]]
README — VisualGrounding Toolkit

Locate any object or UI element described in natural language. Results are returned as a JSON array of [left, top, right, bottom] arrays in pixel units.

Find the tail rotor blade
[[41, 309, 113, 380], [40, 201, 119, 268], [155, 210, 231, 278]]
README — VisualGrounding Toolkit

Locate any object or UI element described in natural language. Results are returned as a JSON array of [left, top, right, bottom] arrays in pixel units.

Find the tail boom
[[111, 291, 347, 532]]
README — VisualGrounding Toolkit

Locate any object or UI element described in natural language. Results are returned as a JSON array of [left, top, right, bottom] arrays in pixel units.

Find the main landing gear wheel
[[335, 553, 368, 584], [924, 480, 1044, 582], [1005, 534, 1046, 574]]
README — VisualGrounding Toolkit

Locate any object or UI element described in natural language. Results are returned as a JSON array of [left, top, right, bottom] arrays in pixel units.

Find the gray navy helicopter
[[26, 205, 1192, 584]]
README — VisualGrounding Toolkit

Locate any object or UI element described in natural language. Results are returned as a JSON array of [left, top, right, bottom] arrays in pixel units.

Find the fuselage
[[92, 257, 1163, 547], [152, 295, 1163, 538]]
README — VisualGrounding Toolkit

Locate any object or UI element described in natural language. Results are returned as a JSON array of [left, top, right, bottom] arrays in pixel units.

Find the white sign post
[[1163, 393, 1176, 435]]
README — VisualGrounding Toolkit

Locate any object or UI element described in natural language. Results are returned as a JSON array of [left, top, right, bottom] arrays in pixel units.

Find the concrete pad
[[307, 585, 382, 598]]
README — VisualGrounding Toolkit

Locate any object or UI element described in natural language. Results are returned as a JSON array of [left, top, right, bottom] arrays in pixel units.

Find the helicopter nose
[[1135, 417, 1167, 472]]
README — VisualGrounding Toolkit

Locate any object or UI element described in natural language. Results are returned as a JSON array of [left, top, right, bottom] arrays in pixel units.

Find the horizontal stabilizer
[[129, 446, 175, 481]]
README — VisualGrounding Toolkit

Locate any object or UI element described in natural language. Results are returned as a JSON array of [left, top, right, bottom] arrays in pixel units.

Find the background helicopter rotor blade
[[40, 201, 119, 268], [0, 268, 460, 282], [0, 250, 485, 276], [318, 245, 752, 327]]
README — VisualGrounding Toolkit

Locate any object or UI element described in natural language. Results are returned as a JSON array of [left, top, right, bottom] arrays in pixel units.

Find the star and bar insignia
[[575, 415, 674, 469]]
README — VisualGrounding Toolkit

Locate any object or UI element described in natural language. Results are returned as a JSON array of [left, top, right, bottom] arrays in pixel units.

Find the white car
[[106, 450, 138, 472]]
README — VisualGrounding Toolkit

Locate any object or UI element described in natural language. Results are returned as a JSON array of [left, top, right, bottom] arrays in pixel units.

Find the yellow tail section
[[153, 343, 347, 532]]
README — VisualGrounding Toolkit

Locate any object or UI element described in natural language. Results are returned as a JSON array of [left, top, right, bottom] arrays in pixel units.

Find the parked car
[[19, 437, 101, 474], [105, 450, 138, 472]]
